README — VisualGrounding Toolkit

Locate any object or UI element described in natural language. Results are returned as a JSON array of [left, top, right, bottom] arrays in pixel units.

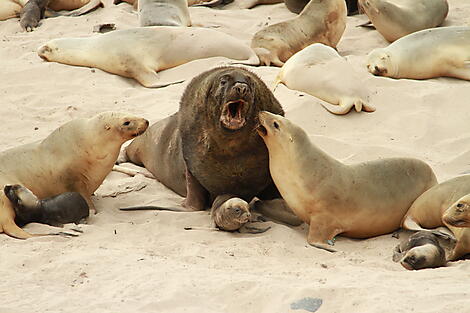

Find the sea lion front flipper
[[184, 167, 209, 211], [251, 198, 302, 226], [132, 66, 185, 88], [307, 214, 342, 253], [19, 0, 47, 32], [0, 195, 33, 239], [239, 224, 271, 234]]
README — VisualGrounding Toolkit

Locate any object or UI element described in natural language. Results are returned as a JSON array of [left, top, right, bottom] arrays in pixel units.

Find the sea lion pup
[[251, 0, 347, 66], [274, 43, 375, 115], [393, 231, 447, 270], [401, 175, 470, 261], [367, 26, 470, 81], [257, 111, 437, 252], [0, 112, 148, 239], [138, 0, 190, 27], [358, 0, 448, 42], [37, 27, 259, 88], [119, 66, 301, 225], [4, 185, 89, 227]]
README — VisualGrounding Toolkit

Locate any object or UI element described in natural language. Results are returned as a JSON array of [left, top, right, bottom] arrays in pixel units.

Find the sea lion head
[[4, 184, 40, 211], [393, 231, 446, 270], [358, 0, 380, 15], [92, 112, 149, 141], [214, 197, 251, 231], [257, 111, 308, 153], [37, 42, 57, 62], [208, 68, 256, 132], [442, 194, 470, 227], [367, 48, 395, 77]]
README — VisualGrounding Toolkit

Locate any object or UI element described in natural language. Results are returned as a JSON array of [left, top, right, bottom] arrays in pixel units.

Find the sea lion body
[[138, 0, 190, 27], [257, 111, 437, 250], [0, 112, 148, 239], [393, 231, 447, 270], [402, 175, 470, 261], [275, 43, 375, 115], [367, 26, 470, 81], [358, 0, 448, 42], [37, 27, 259, 88], [4, 184, 89, 227], [251, 0, 347, 66]]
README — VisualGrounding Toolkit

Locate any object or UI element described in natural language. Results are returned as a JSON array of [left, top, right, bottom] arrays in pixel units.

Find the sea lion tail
[[119, 206, 186, 212]]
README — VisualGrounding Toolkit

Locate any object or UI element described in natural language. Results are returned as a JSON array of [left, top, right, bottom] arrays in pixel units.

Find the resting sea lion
[[251, 0, 347, 66], [119, 66, 301, 225], [38, 27, 259, 88], [367, 26, 470, 81], [0, 112, 148, 239], [274, 43, 375, 115], [238, 0, 282, 9], [138, 0, 190, 27], [257, 111, 437, 251], [358, 0, 448, 42], [393, 231, 447, 270], [442, 194, 470, 228], [4, 184, 89, 227]]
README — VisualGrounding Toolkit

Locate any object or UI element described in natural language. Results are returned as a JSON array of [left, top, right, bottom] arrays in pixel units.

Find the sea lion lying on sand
[[4, 184, 89, 227]]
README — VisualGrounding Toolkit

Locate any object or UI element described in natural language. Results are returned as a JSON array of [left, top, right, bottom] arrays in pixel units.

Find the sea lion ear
[[104, 124, 111, 130]]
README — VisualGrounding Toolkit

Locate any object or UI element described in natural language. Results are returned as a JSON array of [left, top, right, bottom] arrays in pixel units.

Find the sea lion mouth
[[220, 100, 247, 130], [445, 218, 469, 227]]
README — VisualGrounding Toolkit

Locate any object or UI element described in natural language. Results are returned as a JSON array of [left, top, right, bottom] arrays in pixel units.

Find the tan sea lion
[[286, 0, 359, 16], [402, 176, 470, 261], [358, 0, 448, 42], [274, 43, 375, 115], [37, 27, 259, 88], [367, 26, 470, 81], [4, 184, 89, 227], [0, 112, 148, 239], [239, 0, 282, 9], [257, 111, 437, 251], [393, 231, 447, 270], [138, 0, 190, 27], [251, 0, 347, 66]]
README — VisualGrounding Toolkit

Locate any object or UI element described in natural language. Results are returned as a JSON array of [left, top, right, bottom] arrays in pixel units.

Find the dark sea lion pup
[[4, 184, 89, 227], [393, 231, 447, 270], [118, 66, 301, 225]]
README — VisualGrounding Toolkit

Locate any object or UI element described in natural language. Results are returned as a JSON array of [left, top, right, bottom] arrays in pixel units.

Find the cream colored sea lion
[[367, 27, 470, 81], [402, 175, 470, 261], [274, 43, 375, 115], [251, 0, 347, 66], [257, 111, 437, 251], [37, 27, 260, 88], [0, 112, 148, 239], [358, 0, 448, 42], [393, 231, 447, 270], [239, 0, 282, 9], [138, 0, 190, 27]]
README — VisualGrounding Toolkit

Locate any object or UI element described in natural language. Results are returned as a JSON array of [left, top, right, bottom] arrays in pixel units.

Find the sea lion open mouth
[[220, 100, 247, 130]]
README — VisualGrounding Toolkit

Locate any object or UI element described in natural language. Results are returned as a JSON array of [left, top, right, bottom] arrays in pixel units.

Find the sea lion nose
[[234, 82, 248, 95]]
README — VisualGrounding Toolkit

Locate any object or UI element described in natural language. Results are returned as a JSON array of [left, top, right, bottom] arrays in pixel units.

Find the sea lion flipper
[[307, 214, 342, 253], [2, 220, 33, 239], [58, 0, 103, 17], [184, 167, 209, 211], [119, 205, 187, 212], [251, 198, 302, 226]]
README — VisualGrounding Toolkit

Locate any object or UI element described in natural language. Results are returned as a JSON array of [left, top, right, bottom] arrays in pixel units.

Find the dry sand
[[1, 1, 470, 312]]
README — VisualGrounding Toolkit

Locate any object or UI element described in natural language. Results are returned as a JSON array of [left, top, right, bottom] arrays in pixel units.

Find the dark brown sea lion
[[19, 0, 49, 32], [119, 66, 300, 225], [4, 184, 89, 227], [393, 231, 447, 270]]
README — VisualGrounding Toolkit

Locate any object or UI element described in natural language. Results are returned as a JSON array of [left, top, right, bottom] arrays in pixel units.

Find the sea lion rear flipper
[[58, 0, 103, 17], [2, 220, 33, 239]]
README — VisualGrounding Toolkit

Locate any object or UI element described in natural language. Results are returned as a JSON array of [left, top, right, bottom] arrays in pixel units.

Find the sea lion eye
[[122, 121, 130, 126], [234, 207, 241, 214], [273, 121, 280, 129], [457, 203, 464, 208]]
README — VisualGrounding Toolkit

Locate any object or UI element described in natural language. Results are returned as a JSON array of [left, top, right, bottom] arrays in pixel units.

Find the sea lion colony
[[1, 0, 470, 271]]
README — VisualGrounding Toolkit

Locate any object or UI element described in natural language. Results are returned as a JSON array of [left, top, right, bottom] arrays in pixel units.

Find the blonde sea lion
[[257, 111, 437, 251], [274, 43, 375, 115], [393, 231, 447, 270], [358, 0, 448, 42], [138, 0, 190, 27], [367, 26, 470, 81], [0, 112, 148, 239], [37, 27, 260, 88], [4, 184, 89, 227], [251, 0, 347, 66], [402, 176, 470, 261]]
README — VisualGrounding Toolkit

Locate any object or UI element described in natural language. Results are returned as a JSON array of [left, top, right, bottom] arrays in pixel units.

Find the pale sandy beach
[[1, 1, 470, 312]]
